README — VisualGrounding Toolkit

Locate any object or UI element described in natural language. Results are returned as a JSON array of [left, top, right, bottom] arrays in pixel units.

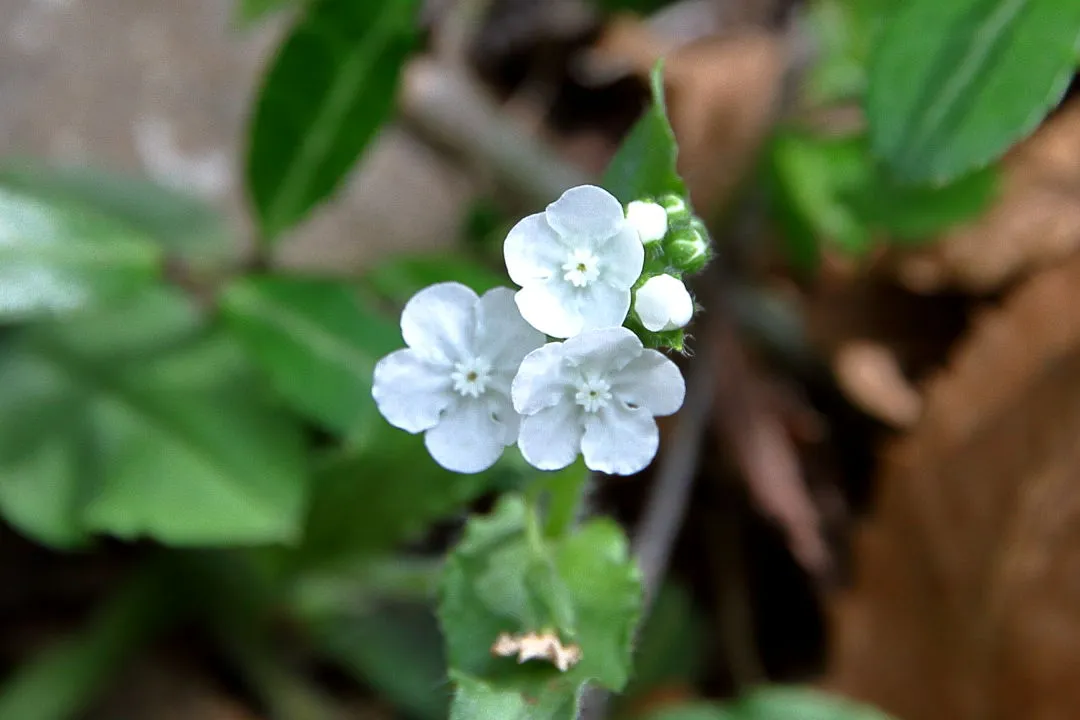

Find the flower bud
[[658, 193, 692, 225], [634, 274, 694, 332], [665, 222, 710, 273], [625, 200, 668, 244]]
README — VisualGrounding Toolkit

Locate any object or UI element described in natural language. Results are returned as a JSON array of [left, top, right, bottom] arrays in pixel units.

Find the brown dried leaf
[[892, 101, 1080, 294], [834, 340, 922, 429], [826, 251, 1080, 719]]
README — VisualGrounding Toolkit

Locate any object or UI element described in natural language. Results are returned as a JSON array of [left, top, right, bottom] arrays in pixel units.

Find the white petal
[[488, 393, 522, 446], [512, 342, 570, 415], [400, 282, 477, 362], [545, 185, 626, 242], [561, 326, 643, 375], [626, 201, 668, 244], [634, 274, 694, 332], [424, 399, 507, 473], [514, 280, 585, 338], [503, 213, 566, 287], [613, 349, 686, 416], [598, 225, 645, 289], [577, 283, 632, 333], [475, 286, 545, 370], [581, 405, 659, 475], [518, 402, 583, 471], [372, 349, 454, 433]]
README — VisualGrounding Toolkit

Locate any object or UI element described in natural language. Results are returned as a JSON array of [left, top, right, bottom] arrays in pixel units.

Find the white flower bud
[[634, 274, 694, 332], [625, 200, 668, 244]]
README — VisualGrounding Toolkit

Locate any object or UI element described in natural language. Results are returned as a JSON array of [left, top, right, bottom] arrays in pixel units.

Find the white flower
[[372, 282, 545, 473], [504, 185, 645, 338], [511, 326, 686, 475], [634, 274, 694, 332], [625, 200, 668, 244]]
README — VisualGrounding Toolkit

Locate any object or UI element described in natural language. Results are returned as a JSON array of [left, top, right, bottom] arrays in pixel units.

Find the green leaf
[[603, 61, 688, 204], [246, 0, 420, 240], [0, 162, 230, 264], [0, 187, 162, 322], [734, 687, 895, 719], [222, 276, 399, 435], [868, 0, 1080, 184], [0, 296, 307, 547], [365, 254, 505, 307], [0, 569, 170, 720], [296, 425, 498, 568], [440, 496, 642, 718]]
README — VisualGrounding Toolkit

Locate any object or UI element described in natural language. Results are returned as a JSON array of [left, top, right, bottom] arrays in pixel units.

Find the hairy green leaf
[[246, 0, 419, 240], [868, 0, 1080, 183], [440, 496, 642, 718]]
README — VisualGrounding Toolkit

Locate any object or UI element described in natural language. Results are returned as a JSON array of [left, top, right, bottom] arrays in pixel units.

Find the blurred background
[[3, 0, 1080, 718]]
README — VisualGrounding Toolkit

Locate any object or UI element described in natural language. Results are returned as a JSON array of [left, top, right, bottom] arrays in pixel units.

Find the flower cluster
[[373, 184, 710, 475]]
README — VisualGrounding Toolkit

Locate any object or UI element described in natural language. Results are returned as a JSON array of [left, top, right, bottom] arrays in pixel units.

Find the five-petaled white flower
[[504, 185, 645, 338], [372, 282, 545, 473], [512, 327, 686, 475], [634, 274, 694, 332]]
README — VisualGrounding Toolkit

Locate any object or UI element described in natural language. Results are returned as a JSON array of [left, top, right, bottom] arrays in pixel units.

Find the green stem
[[542, 461, 591, 539]]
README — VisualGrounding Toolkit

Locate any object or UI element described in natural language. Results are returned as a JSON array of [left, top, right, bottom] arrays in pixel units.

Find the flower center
[[562, 248, 601, 288], [450, 357, 493, 398], [574, 376, 613, 413]]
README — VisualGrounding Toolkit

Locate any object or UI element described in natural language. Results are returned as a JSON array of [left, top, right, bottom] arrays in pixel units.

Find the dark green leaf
[[365, 254, 506, 307], [768, 131, 998, 265], [309, 603, 449, 720], [0, 188, 161, 322], [0, 162, 230, 264], [849, 164, 998, 240], [0, 570, 170, 720], [868, 0, 1080, 184], [621, 583, 706, 700], [234, 0, 301, 25], [246, 0, 420, 240], [642, 704, 735, 720], [222, 276, 399, 435], [735, 687, 894, 719], [0, 296, 307, 547], [603, 61, 687, 203], [296, 425, 497, 567], [440, 497, 642, 717]]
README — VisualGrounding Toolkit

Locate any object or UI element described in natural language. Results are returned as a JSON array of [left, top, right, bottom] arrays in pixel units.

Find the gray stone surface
[[0, 0, 469, 269]]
